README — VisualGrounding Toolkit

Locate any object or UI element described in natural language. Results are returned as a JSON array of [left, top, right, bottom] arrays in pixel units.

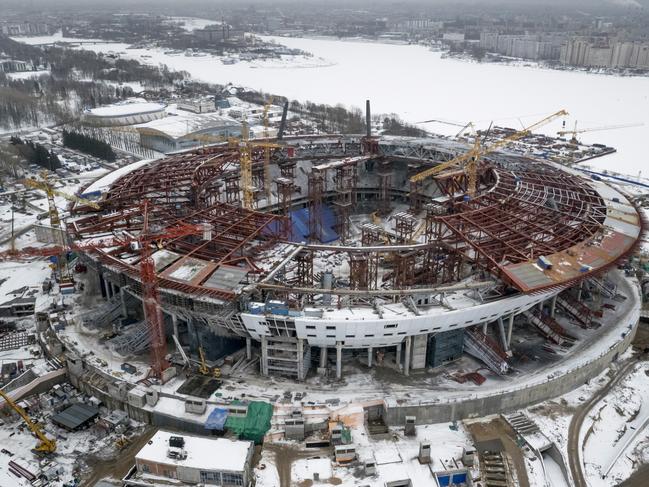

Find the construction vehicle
[[556, 121, 643, 144], [198, 346, 221, 379], [409, 110, 568, 197], [115, 435, 130, 450], [0, 388, 56, 454]]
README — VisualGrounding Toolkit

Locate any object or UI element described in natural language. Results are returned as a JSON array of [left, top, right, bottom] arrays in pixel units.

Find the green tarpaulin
[[225, 401, 273, 444]]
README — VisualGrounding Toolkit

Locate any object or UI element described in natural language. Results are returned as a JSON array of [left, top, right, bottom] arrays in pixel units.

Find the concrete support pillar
[[105, 280, 112, 299], [497, 317, 509, 353], [538, 301, 543, 312], [171, 313, 179, 342], [368, 346, 373, 368], [297, 338, 305, 381], [100, 274, 108, 299], [335, 341, 343, 380], [404, 336, 412, 376], [550, 295, 557, 318], [260, 335, 269, 376], [396, 343, 402, 369], [320, 346, 327, 368], [507, 313, 515, 347], [577, 281, 583, 301], [119, 287, 129, 318], [246, 337, 252, 360], [482, 322, 488, 335]]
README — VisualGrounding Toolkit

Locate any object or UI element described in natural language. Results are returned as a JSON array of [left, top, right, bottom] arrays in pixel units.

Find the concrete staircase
[[523, 309, 574, 346], [557, 293, 593, 329], [111, 320, 150, 355], [464, 328, 509, 375]]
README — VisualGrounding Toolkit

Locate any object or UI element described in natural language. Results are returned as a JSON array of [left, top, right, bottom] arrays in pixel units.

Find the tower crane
[[262, 96, 275, 201], [189, 121, 282, 210], [557, 121, 643, 143], [23, 173, 101, 284], [2, 202, 208, 380], [0, 388, 56, 454], [410, 110, 568, 197]]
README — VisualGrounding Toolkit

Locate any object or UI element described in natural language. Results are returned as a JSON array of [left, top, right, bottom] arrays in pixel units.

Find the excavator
[[0, 388, 56, 454]]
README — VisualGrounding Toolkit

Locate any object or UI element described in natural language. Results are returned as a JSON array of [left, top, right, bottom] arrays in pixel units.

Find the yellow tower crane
[[557, 121, 643, 144], [23, 173, 101, 282], [410, 110, 568, 197], [262, 96, 275, 201], [0, 389, 56, 454]]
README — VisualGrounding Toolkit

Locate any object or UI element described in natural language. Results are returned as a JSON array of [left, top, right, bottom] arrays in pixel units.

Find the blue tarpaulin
[[205, 407, 229, 431], [264, 204, 339, 243], [289, 205, 338, 243]]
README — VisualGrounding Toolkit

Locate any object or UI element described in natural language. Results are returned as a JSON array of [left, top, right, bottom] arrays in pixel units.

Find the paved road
[[567, 358, 639, 487]]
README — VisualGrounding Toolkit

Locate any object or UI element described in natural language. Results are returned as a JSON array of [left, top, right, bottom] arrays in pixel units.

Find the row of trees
[[10, 136, 61, 171], [62, 130, 116, 162], [0, 34, 189, 131]]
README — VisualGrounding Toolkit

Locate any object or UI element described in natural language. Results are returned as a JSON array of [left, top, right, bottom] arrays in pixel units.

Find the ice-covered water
[[14, 33, 649, 175]]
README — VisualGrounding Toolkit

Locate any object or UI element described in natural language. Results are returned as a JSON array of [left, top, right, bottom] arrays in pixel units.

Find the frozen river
[[15, 33, 649, 176]]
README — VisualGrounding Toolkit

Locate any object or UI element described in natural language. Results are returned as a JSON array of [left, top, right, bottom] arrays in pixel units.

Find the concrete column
[[260, 335, 268, 376], [396, 343, 402, 369], [100, 274, 108, 299], [171, 313, 179, 342], [482, 322, 488, 335], [577, 281, 583, 301], [105, 280, 112, 299], [497, 317, 509, 353], [404, 336, 412, 376], [367, 346, 373, 368], [507, 313, 515, 347], [297, 338, 305, 381], [246, 337, 252, 360], [335, 341, 343, 380], [320, 347, 327, 368], [550, 294, 558, 318], [538, 301, 543, 312], [119, 287, 129, 318]]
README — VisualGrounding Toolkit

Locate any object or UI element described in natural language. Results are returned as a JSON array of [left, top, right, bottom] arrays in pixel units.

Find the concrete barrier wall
[[385, 321, 637, 426]]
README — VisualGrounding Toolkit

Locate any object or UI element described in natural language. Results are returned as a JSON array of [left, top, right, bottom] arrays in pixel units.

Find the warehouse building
[[127, 430, 254, 486]]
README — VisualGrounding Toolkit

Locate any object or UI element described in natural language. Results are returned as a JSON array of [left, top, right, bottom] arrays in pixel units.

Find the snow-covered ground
[[12, 33, 649, 176], [255, 421, 475, 487]]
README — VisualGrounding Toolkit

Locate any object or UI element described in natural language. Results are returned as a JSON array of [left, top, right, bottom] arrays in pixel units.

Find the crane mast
[[0, 389, 56, 454], [409, 110, 569, 197]]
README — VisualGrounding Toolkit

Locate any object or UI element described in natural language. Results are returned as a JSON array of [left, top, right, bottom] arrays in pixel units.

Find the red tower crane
[[2, 200, 207, 380]]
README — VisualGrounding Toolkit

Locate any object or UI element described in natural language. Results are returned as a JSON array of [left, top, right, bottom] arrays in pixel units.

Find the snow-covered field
[[13, 33, 649, 176]]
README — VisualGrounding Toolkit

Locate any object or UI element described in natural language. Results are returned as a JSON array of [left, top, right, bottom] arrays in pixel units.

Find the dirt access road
[[567, 322, 649, 487], [465, 417, 528, 487], [80, 426, 157, 486]]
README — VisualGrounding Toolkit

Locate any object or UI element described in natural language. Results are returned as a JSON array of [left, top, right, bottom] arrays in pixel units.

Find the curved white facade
[[83, 102, 166, 127], [241, 287, 556, 349]]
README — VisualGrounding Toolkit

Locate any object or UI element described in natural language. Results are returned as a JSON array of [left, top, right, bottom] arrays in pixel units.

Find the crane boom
[[557, 122, 643, 137], [23, 177, 101, 210], [0, 389, 56, 454], [409, 110, 568, 185]]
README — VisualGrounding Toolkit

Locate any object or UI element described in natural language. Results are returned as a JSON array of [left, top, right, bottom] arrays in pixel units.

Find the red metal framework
[[430, 160, 611, 289]]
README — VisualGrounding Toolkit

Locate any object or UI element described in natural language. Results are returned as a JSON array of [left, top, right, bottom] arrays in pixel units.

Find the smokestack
[[278, 101, 289, 140], [366, 99, 372, 137]]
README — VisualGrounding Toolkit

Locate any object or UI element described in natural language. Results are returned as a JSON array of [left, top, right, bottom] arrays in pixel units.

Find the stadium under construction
[[60, 104, 643, 409]]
